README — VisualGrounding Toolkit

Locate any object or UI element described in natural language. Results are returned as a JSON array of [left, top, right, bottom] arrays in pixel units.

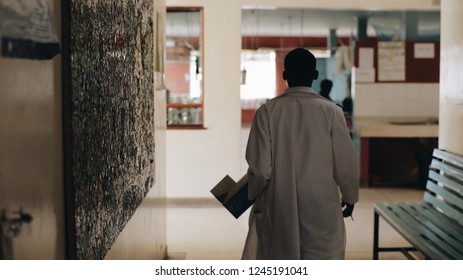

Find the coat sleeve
[[331, 107, 359, 205], [245, 106, 272, 201]]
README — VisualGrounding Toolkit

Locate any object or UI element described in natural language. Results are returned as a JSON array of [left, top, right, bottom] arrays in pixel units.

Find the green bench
[[373, 149, 463, 260]]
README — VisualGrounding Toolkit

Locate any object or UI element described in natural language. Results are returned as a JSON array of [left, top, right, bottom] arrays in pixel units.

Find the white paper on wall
[[377, 41, 406, 81], [355, 68, 375, 83], [414, 43, 435, 59], [358, 48, 374, 69]]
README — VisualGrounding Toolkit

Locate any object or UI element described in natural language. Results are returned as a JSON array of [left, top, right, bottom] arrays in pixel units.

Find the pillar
[[439, 0, 463, 155], [356, 17, 368, 41], [328, 28, 337, 57], [402, 12, 419, 41]]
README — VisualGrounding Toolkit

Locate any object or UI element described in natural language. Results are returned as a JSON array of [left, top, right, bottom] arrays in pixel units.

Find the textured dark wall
[[70, 0, 155, 259]]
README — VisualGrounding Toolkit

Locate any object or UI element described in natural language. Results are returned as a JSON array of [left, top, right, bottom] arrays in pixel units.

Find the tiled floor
[[166, 186, 425, 260], [167, 126, 425, 260]]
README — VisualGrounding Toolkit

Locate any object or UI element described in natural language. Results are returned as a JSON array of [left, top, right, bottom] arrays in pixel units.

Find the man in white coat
[[242, 48, 359, 260]]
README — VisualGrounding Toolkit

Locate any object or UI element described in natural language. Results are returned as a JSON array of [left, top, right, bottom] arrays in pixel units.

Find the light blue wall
[[315, 57, 351, 105]]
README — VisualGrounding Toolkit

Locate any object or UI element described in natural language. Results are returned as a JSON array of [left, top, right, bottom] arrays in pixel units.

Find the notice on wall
[[414, 43, 435, 59], [377, 41, 406, 81], [355, 68, 375, 83], [357, 47, 375, 83], [1, 0, 60, 60], [358, 48, 374, 69]]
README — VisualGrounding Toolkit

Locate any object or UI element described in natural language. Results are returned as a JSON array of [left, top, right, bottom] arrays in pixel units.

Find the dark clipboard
[[210, 174, 254, 219]]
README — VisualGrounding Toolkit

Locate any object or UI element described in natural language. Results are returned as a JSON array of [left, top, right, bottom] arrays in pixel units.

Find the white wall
[[0, 0, 65, 259], [354, 83, 439, 117], [165, 0, 440, 198], [166, 0, 242, 198], [439, 0, 463, 155]]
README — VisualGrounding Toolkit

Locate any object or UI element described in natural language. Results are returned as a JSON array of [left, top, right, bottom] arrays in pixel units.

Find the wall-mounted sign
[[377, 41, 406, 81], [359, 47, 374, 69], [414, 43, 435, 59], [355, 68, 375, 83]]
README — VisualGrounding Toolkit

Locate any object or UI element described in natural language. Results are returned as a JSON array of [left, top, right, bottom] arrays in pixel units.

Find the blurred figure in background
[[319, 79, 333, 101], [342, 96, 353, 137]]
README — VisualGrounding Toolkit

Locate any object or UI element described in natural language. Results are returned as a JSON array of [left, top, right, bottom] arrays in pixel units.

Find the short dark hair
[[284, 48, 317, 78], [320, 79, 333, 92]]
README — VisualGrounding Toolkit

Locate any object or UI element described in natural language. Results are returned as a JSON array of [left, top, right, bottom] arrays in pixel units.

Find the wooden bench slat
[[394, 203, 463, 259], [375, 204, 449, 259], [426, 180, 463, 213], [374, 203, 452, 260], [424, 192, 463, 222], [433, 149, 463, 169], [402, 204, 463, 255], [373, 149, 463, 260], [428, 170, 463, 197], [412, 203, 463, 243], [431, 159, 463, 184], [375, 205, 448, 259]]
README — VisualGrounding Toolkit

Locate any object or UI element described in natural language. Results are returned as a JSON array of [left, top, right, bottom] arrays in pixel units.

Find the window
[[166, 8, 204, 128], [240, 50, 276, 109]]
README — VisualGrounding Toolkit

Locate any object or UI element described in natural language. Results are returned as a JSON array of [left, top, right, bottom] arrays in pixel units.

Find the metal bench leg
[[373, 210, 379, 260]]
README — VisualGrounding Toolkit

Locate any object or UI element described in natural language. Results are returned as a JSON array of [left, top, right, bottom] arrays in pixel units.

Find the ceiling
[[167, 8, 440, 39], [241, 9, 440, 37]]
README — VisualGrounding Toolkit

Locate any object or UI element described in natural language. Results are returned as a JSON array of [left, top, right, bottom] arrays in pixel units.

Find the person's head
[[283, 48, 318, 87], [342, 97, 353, 113], [320, 79, 333, 94]]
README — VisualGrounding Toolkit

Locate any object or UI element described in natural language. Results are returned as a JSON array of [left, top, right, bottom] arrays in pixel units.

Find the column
[[356, 17, 368, 41], [439, 0, 463, 155], [328, 28, 337, 57], [402, 12, 419, 41]]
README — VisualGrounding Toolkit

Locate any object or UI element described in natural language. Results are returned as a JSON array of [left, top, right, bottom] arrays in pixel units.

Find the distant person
[[319, 79, 333, 100], [342, 96, 353, 114], [342, 96, 354, 137], [242, 48, 359, 260]]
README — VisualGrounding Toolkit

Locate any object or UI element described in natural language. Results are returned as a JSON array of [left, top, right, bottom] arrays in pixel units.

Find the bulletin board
[[62, 0, 156, 259], [355, 39, 440, 83]]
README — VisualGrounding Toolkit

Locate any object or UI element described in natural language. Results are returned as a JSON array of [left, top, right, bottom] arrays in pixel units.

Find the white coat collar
[[281, 86, 318, 97]]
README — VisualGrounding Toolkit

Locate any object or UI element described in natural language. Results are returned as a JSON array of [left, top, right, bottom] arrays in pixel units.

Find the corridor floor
[[166, 186, 424, 260]]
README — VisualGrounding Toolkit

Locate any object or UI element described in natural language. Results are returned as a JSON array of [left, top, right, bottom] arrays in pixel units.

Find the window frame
[[166, 7, 205, 129]]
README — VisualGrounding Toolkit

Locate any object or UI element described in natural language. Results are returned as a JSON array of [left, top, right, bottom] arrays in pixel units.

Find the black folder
[[210, 174, 254, 219]]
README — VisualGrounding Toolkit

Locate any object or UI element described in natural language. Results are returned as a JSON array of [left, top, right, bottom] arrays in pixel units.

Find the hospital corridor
[[1, 0, 463, 262]]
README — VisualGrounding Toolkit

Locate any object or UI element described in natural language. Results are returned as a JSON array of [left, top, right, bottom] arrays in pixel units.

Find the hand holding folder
[[210, 174, 255, 219]]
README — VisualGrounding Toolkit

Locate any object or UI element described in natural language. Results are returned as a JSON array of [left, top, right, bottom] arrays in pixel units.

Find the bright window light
[[240, 50, 276, 102]]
